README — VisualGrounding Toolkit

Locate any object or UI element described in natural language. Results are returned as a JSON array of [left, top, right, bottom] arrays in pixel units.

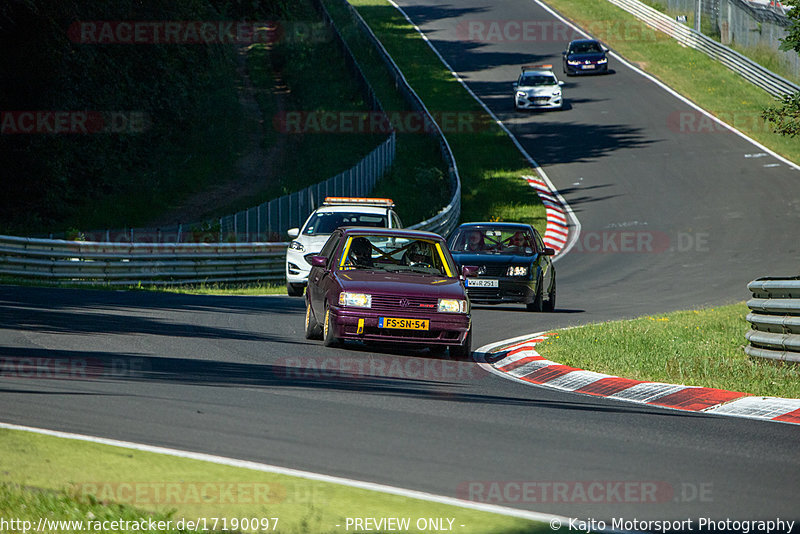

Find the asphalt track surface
[[2, 0, 799, 527]]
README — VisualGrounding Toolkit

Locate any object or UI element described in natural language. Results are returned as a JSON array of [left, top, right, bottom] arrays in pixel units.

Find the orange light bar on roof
[[323, 197, 395, 207], [521, 64, 553, 70]]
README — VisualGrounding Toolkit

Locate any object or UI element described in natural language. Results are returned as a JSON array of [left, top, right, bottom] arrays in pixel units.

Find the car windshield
[[339, 235, 453, 276], [303, 212, 387, 235], [570, 42, 602, 54], [449, 227, 536, 255], [519, 74, 556, 86]]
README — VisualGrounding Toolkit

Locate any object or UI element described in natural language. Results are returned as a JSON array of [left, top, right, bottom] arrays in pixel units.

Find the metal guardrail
[[606, 0, 800, 97], [745, 277, 800, 362], [331, 0, 462, 238], [0, 235, 286, 285], [0, 1, 463, 286]]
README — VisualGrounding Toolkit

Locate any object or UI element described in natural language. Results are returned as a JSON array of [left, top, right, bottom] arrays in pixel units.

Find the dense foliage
[[0, 1, 292, 234]]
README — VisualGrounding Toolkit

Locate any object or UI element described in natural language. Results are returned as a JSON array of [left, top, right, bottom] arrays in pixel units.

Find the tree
[[762, 0, 800, 137]]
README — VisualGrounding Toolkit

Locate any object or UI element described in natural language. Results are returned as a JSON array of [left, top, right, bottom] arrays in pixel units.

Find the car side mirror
[[310, 255, 327, 268], [602, 46, 609, 52], [461, 265, 479, 278], [513, 82, 518, 88], [562, 51, 567, 56], [558, 81, 565, 86], [543, 248, 556, 256], [288, 228, 300, 238]]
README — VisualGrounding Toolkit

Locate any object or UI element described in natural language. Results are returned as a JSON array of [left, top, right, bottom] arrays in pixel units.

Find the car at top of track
[[304, 226, 474, 357], [513, 64, 564, 110], [285, 197, 403, 296], [447, 222, 556, 312], [562, 39, 609, 75]]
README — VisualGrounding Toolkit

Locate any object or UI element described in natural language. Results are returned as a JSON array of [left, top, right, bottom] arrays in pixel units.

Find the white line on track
[[0, 421, 572, 525]]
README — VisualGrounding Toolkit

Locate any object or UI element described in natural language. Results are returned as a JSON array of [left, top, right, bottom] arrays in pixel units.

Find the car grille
[[476, 264, 507, 277], [370, 294, 439, 313], [466, 287, 502, 300], [530, 97, 551, 104]]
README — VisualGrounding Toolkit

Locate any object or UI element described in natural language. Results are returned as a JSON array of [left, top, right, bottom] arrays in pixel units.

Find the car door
[[308, 232, 341, 319]]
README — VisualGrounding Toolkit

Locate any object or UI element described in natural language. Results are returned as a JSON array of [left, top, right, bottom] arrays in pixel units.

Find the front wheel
[[450, 329, 472, 359], [287, 283, 304, 297], [526, 275, 544, 312], [304, 302, 322, 340], [544, 274, 556, 312], [322, 306, 340, 347]]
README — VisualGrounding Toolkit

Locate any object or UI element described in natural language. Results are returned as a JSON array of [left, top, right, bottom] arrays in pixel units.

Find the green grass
[[540, 0, 800, 164], [0, 484, 212, 534], [0, 429, 555, 534], [331, 0, 548, 233], [728, 43, 800, 86], [538, 303, 800, 398]]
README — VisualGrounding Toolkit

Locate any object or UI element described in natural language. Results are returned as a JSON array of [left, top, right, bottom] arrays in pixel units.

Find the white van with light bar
[[284, 197, 403, 296]]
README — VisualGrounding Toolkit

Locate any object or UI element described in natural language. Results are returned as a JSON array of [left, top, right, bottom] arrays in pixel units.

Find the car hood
[[337, 270, 466, 299], [517, 85, 559, 96], [567, 52, 606, 62], [451, 253, 537, 266], [295, 234, 330, 253]]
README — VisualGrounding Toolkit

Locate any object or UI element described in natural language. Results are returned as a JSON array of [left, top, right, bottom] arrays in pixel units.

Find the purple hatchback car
[[304, 227, 473, 357]]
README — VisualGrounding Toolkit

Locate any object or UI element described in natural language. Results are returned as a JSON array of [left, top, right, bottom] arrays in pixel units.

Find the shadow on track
[[0, 286, 302, 344], [0, 345, 708, 420]]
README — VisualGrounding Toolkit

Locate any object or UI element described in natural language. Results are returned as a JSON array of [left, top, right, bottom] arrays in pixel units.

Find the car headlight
[[552, 90, 561, 96], [598, 58, 608, 64], [506, 266, 529, 276], [438, 298, 468, 313], [567, 60, 581, 65], [289, 240, 305, 251], [339, 292, 372, 308], [516, 91, 527, 98]]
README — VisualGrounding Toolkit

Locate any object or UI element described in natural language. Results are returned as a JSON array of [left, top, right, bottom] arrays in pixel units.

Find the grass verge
[[0, 428, 555, 534], [540, 0, 800, 164], [538, 303, 800, 398]]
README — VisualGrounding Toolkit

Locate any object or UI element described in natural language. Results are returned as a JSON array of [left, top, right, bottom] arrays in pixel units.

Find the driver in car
[[349, 237, 374, 268]]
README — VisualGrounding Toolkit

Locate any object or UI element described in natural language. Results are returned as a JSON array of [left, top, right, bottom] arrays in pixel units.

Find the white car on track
[[513, 65, 564, 111], [285, 197, 403, 296]]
